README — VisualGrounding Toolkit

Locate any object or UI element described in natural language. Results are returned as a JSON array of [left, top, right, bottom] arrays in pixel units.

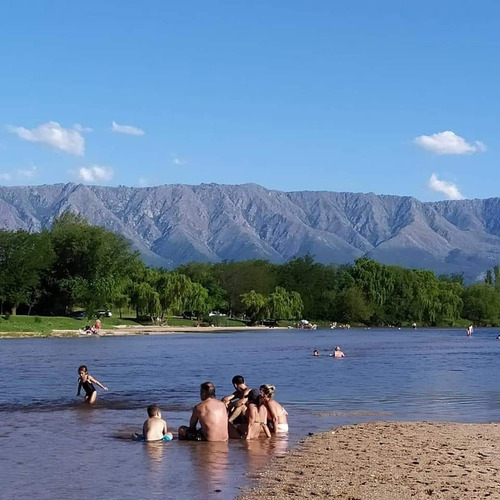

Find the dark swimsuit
[[80, 379, 96, 397]]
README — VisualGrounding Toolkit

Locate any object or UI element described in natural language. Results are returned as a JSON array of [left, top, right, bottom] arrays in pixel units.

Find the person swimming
[[332, 346, 345, 358], [313, 349, 319, 357]]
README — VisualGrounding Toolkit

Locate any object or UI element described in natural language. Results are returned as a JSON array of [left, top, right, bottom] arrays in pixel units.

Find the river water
[[0, 328, 499, 499]]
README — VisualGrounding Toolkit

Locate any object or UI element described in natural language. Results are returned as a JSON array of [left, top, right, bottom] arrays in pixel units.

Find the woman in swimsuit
[[260, 384, 289, 433], [243, 389, 271, 440], [77, 365, 108, 404]]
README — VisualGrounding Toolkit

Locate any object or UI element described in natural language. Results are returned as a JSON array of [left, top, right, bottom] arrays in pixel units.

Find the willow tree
[[241, 290, 267, 324]]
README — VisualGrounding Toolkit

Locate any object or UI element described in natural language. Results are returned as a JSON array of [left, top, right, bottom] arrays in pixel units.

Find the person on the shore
[[94, 318, 102, 331], [260, 384, 289, 433], [76, 365, 108, 404], [135, 405, 173, 441], [242, 389, 271, 440], [332, 346, 345, 358], [313, 349, 319, 357], [222, 375, 251, 424], [179, 381, 236, 442]]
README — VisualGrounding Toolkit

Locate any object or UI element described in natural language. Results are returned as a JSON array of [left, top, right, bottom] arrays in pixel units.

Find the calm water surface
[[0, 328, 499, 499]]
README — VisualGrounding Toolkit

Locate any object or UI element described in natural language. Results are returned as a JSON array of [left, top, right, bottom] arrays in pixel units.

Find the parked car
[[208, 311, 227, 317], [96, 310, 112, 318]]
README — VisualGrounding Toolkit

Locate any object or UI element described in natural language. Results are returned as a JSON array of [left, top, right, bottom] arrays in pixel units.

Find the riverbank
[[238, 421, 500, 499], [0, 324, 288, 338]]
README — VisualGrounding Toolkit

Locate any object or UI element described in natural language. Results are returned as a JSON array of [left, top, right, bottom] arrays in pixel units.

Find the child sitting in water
[[76, 365, 108, 404], [135, 405, 173, 442]]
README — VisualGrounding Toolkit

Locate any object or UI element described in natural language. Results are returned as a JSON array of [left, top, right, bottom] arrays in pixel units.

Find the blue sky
[[1, 0, 498, 201]]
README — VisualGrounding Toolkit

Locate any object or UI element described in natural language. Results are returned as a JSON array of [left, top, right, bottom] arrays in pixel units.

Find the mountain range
[[0, 182, 499, 281]]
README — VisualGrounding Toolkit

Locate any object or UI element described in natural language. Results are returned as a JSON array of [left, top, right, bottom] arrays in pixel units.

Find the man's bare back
[[178, 382, 232, 442], [193, 397, 229, 441]]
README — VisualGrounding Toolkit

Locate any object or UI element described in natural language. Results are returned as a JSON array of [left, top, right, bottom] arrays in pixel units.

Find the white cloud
[[414, 131, 486, 155], [428, 173, 464, 200], [73, 123, 93, 133], [7, 121, 85, 156], [171, 154, 187, 166], [76, 165, 113, 183], [0, 166, 37, 182], [111, 121, 145, 136]]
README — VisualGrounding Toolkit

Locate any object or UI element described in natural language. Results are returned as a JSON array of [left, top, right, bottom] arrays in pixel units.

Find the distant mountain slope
[[0, 182, 498, 280]]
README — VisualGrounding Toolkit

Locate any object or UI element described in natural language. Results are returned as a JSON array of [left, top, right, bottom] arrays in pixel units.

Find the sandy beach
[[238, 421, 500, 499], [49, 324, 286, 337]]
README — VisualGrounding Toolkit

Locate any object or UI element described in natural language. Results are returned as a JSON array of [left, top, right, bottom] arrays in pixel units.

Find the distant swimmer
[[466, 325, 474, 337], [313, 349, 319, 357], [332, 346, 345, 358], [412, 322, 417, 329], [76, 365, 108, 404], [496, 334, 500, 340]]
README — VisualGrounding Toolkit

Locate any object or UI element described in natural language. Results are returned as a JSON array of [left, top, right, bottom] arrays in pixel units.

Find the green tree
[[336, 286, 372, 324], [45, 212, 140, 313], [0, 230, 54, 314], [240, 290, 267, 324]]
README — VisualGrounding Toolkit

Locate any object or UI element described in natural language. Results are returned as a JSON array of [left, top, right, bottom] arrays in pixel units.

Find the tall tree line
[[1, 215, 500, 326]]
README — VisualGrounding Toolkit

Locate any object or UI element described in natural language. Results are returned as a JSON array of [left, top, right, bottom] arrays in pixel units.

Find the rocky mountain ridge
[[0, 182, 498, 280]]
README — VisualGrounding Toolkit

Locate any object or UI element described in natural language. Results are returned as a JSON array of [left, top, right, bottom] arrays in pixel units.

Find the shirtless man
[[222, 375, 251, 423], [140, 405, 173, 441], [333, 346, 345, 358], [179, 382, 236, 441]]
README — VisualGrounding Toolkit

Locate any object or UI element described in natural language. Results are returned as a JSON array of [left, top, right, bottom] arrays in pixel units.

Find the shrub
[[34, 316, 42, 324]]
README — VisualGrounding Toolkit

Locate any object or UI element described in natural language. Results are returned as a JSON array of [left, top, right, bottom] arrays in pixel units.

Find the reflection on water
[[185, 441, 230, 492], [1, 328, 499, 499]]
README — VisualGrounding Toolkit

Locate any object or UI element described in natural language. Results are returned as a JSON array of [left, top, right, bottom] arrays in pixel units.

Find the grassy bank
[[0, 314, 248, 337]]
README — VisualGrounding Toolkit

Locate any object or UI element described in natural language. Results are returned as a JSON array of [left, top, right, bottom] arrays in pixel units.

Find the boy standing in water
[[141, 405, 173, 441], [76, 365, 108, 404]]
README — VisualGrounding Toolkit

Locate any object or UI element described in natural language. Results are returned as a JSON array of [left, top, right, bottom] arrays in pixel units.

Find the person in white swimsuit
[[260, 384, 289, 433]]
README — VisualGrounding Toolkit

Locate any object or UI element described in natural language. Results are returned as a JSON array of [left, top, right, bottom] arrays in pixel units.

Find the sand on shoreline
[[237, 421, 500, 499], [0, 324, 287, 338]]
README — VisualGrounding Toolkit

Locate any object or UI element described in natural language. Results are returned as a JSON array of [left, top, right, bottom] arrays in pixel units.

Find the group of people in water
[[76, 368, 288, 442], [312, 346, 345, 358]]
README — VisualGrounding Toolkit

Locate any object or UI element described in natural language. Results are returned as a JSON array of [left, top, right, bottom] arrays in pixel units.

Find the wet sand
[[238, 421, 500, 499]]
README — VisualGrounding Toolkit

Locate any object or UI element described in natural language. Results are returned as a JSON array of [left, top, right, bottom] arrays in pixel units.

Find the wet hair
[[147, 405, 160, 417], [260, 384, 276, 399], [200, 381, 216, 398], [231, 375, 245, 386], [335, 346, 341, 351], [78, 365, 88, 373], [247, 388, 264, 408]]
